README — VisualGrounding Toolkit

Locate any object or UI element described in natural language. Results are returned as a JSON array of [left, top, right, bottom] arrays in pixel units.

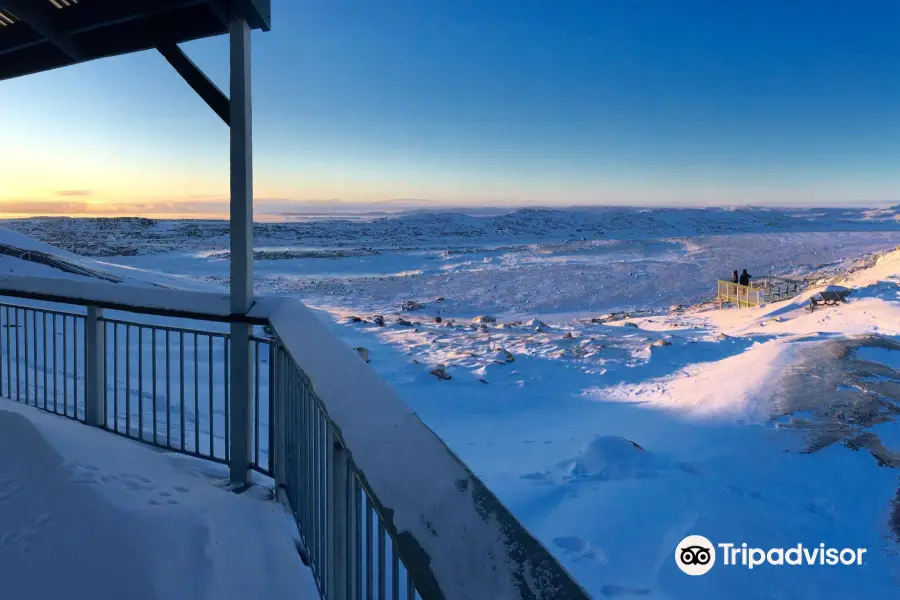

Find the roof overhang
[[0, 0, 270, 81]]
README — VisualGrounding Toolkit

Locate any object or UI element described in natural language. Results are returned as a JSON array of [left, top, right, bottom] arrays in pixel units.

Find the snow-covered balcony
[[0, 271, 591, 599], [0, 1, 589, 597]]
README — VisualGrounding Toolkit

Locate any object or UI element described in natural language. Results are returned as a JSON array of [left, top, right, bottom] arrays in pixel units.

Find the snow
[[0, 273, 238, 320], [2, 209, 900, 598], [269, 298, 582, 600], [0, 398, 315, 600]]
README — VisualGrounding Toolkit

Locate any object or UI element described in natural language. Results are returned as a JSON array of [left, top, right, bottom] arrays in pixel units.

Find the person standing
[[731, 270, 739, 284], [739, 269, 751, 286]]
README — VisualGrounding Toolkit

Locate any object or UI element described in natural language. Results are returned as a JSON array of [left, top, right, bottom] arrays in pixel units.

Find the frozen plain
[[3, 205, 900, 599]]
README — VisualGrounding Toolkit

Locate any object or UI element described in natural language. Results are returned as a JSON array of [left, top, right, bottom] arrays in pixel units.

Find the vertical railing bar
[[391, 540, 400, 600], [307, 383, 314, 587], [103, 322, 109, 425], [326, 412, 334, 600], [194, 332, 199, 454], [74, 316, 79, 419], [126, 325, 131, 435], [180, 331, 185, 452], [366, 495, 374, 600], [24, 308, 29, 405], [17, 308, 22, 402], [224, 336, 230, 461], [268, 342, 275, 475], [0, 306, 4, 399], [254, 340, 260, 467], [152, 328, 158, 444], [314, 406, 321, 581], [62, 314, 67, 410], [378, 520, 386, 600], [165, 329, 171, 447], [138, 327, 144, 440], [345, 459, 353, 600], [302, 374, 310, 578], [114, 322, 119, 432], [31, 311, 37, 406], [11, 308, 17, 402], [323, 408, 332, 600], [305, 381, 312, 558], [355, 474, 363, 600], [52, 314, 57, 413], [5, 306, 10, 400], [0, 305, 12, 400], [42, 311, 47, 410], [208, 335, 214, 457]]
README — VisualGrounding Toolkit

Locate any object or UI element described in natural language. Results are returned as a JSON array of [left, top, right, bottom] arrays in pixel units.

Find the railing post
[[85, 305, 104, 426], [330, 435, 349, 600], [227, 6, 254, 486], [229, 322, 253, 484], [272, 345, 286, 488]]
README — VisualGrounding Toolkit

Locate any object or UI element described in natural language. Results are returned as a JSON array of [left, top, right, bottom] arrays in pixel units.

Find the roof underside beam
[[0, 0, 84, 60], [155, 40, 230, 125]]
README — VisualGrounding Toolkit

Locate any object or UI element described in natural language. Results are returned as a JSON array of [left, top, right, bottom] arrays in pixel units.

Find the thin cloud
[[55, 190, 93, 197]]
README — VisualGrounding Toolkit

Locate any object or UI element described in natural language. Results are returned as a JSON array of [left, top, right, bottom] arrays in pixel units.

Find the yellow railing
[[716, 280, 764, 308]]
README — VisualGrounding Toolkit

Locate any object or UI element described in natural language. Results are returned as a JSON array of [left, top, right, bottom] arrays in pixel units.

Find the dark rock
[[430, 365, 452, 380]]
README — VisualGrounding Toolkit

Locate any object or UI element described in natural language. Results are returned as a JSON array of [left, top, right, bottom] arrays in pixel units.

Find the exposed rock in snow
[[372, 315, 385, 327], [473, 315, 497, 324], [429, 364, 452, 380], [491, 349, 515, 364], [354, 347, 370, 362]]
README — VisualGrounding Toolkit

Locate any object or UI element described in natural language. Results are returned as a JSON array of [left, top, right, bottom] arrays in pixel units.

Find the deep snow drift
[[2, 209, 900, 598]]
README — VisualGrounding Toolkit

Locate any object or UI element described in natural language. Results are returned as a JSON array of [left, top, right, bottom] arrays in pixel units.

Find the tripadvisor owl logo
[[675, 535, 716, 575], [675, 534, 869, 575]]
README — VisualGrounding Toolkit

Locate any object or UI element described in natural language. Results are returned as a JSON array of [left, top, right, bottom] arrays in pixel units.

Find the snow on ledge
[[267, 298, 589, 600], [0, 274, 265, 323]]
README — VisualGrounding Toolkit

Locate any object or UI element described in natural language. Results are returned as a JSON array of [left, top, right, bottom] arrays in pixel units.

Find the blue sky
[[3, 0, 900, 214]]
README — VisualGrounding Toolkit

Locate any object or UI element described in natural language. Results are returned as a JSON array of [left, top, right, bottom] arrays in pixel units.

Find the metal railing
[[716, 280, 764, 307], [0, 276, 591, 600], [716, 277, 807, 308], [0, 300, 273, 475], [274, 346, 419, 599]]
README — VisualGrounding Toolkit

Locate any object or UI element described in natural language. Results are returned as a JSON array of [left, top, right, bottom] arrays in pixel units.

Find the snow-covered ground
[[0, 399, 314, 600], [2, 207, 900, 598]]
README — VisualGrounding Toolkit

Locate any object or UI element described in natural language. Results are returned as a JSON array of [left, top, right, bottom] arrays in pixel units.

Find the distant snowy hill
[[3, 206, 900, 257], [0, 225, 216, 292]]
